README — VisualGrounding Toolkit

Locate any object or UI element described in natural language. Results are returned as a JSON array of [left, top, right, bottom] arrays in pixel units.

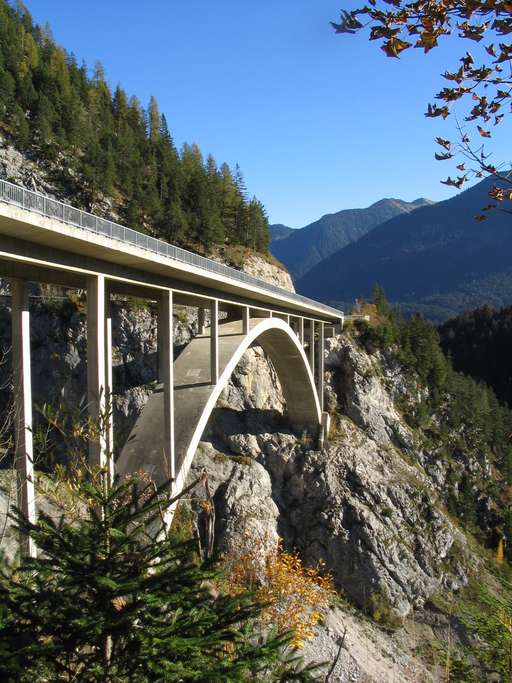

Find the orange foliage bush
[[224, 537, 335, 649]]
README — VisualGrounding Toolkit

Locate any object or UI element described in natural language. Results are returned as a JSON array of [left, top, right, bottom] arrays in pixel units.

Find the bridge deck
[[0, 179, 343, 324]]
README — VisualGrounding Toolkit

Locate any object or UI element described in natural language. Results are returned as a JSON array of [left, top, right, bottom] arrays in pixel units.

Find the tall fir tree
[[0, 0, 271, 255]]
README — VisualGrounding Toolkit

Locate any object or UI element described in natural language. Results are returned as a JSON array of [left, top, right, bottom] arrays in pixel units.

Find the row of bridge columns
[[9, 274, 328, 557]]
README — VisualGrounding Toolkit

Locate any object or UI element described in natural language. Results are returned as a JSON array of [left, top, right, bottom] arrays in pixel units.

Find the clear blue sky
[[24, 0, 511, 227]]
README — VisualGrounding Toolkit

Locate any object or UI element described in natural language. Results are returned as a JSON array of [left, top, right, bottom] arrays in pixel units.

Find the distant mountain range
[[270, 198, 433, 279], [296, 175, 512, 321]]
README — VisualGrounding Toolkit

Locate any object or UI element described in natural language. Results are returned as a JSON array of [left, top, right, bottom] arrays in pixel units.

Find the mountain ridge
[[270, 197, 433, 280], [296, 175, 512, 321]]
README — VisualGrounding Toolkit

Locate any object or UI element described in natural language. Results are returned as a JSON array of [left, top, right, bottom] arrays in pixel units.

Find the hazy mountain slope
[[269, 224, 294, 242], [297, 176, 512, 320], [270, 197, 432, 279]]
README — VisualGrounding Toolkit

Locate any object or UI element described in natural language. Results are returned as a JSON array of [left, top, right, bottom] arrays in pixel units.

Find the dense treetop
[[439, 303, 512, 407], [0, 0, 269, 253]]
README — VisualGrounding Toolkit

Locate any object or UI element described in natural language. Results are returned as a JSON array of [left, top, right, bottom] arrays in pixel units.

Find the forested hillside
[[0, 0, 269, 252], [439, 305, 512, 408], [357, 289, 512, 553]]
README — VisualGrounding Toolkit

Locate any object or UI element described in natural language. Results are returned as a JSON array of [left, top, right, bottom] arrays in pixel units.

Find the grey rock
[[325, 335, 415, 450]]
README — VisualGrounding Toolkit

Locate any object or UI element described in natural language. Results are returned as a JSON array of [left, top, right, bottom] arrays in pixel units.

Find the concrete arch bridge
[[0, 179, 343, 555], [119, 315, 325, 496]]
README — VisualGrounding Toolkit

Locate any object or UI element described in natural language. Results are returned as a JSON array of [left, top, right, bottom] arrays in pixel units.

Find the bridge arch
[[117, 317, 321, 498]]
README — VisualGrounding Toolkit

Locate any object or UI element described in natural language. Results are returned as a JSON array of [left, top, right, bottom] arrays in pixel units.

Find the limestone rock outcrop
[[241, 253, 294, 292]]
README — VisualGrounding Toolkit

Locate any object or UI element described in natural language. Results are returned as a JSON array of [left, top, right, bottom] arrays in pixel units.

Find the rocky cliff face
[[0, 295, 486, 681], [184, 329, 477, 681], [193, 332, 471, 612], [241, 253, 294, 292]]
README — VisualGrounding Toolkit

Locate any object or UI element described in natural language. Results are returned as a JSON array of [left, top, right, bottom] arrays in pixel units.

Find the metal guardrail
[[0, 178, 343, 319]]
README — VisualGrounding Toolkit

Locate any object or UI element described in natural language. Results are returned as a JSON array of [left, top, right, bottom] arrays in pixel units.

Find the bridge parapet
[[0, 178, 343, 322]]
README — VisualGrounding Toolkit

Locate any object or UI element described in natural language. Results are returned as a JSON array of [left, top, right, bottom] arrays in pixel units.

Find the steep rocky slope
[[0, 292, 494, 681]]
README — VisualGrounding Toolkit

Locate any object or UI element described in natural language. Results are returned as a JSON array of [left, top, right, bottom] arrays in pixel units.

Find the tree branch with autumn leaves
[[333, 0, 512, 217]]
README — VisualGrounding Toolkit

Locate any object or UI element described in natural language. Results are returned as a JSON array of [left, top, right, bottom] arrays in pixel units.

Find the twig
[[325, 625, 347, 682]]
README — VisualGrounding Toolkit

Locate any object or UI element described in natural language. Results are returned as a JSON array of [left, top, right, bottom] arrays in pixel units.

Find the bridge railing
[[0, 178, 343, 319]]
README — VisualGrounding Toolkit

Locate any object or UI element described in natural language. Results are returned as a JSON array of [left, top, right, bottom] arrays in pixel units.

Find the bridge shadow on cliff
[[201, 407, 296, 456]]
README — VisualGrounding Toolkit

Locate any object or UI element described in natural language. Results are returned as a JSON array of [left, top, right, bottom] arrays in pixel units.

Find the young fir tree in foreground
[[0, 462, 317, 682]]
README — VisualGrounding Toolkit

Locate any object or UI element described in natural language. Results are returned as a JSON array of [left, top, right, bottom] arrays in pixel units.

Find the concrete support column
[[242, 306, 250, 336], [87, 274, 108, 470], [104, 283, 114, 482], [159, 291, 175, 482], [298, 318, 305, 345], [210, 299, 219, 384], [11, 278, 36, 557], [197, 307, 206, 335], [316, 321, 325, 412], [285, 314, 290, 327], [308, 320, 315, 377], [319, 411, 331, 450]]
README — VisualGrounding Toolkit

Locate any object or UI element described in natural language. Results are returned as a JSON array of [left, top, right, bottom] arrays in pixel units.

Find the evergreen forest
[[0, 0, 270, 253], [439, 304, 512, 408], [357, 287, 512, 558]]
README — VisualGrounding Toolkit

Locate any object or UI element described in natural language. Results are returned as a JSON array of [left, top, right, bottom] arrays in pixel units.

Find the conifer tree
[[0, 0, 272, 254], [0, 464, 317, 682]]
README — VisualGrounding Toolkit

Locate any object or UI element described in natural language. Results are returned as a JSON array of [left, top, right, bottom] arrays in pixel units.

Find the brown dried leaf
[[436, 137, 451, 150], [478, 125, 492, 137], [381, 37, 412, 57]]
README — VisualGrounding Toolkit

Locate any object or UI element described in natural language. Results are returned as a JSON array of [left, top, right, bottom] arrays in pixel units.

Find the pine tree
[[0, 465, 317, 682], [460, 582, 512, 680], [0, 0, 271, 252]]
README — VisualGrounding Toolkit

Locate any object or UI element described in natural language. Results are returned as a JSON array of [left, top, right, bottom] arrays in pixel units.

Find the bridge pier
[[317, 321, 325, 412], [158, 291, 175, 482], [298, 317, 305, 345], [308, 319, 315, 377], [11, 278, 36, 557], [86, 274, 113, 478], [197, 307, 206, 335], [105, 283, 114, 471], [242, 305, 250, 335], [210, 299, 219, 384]]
